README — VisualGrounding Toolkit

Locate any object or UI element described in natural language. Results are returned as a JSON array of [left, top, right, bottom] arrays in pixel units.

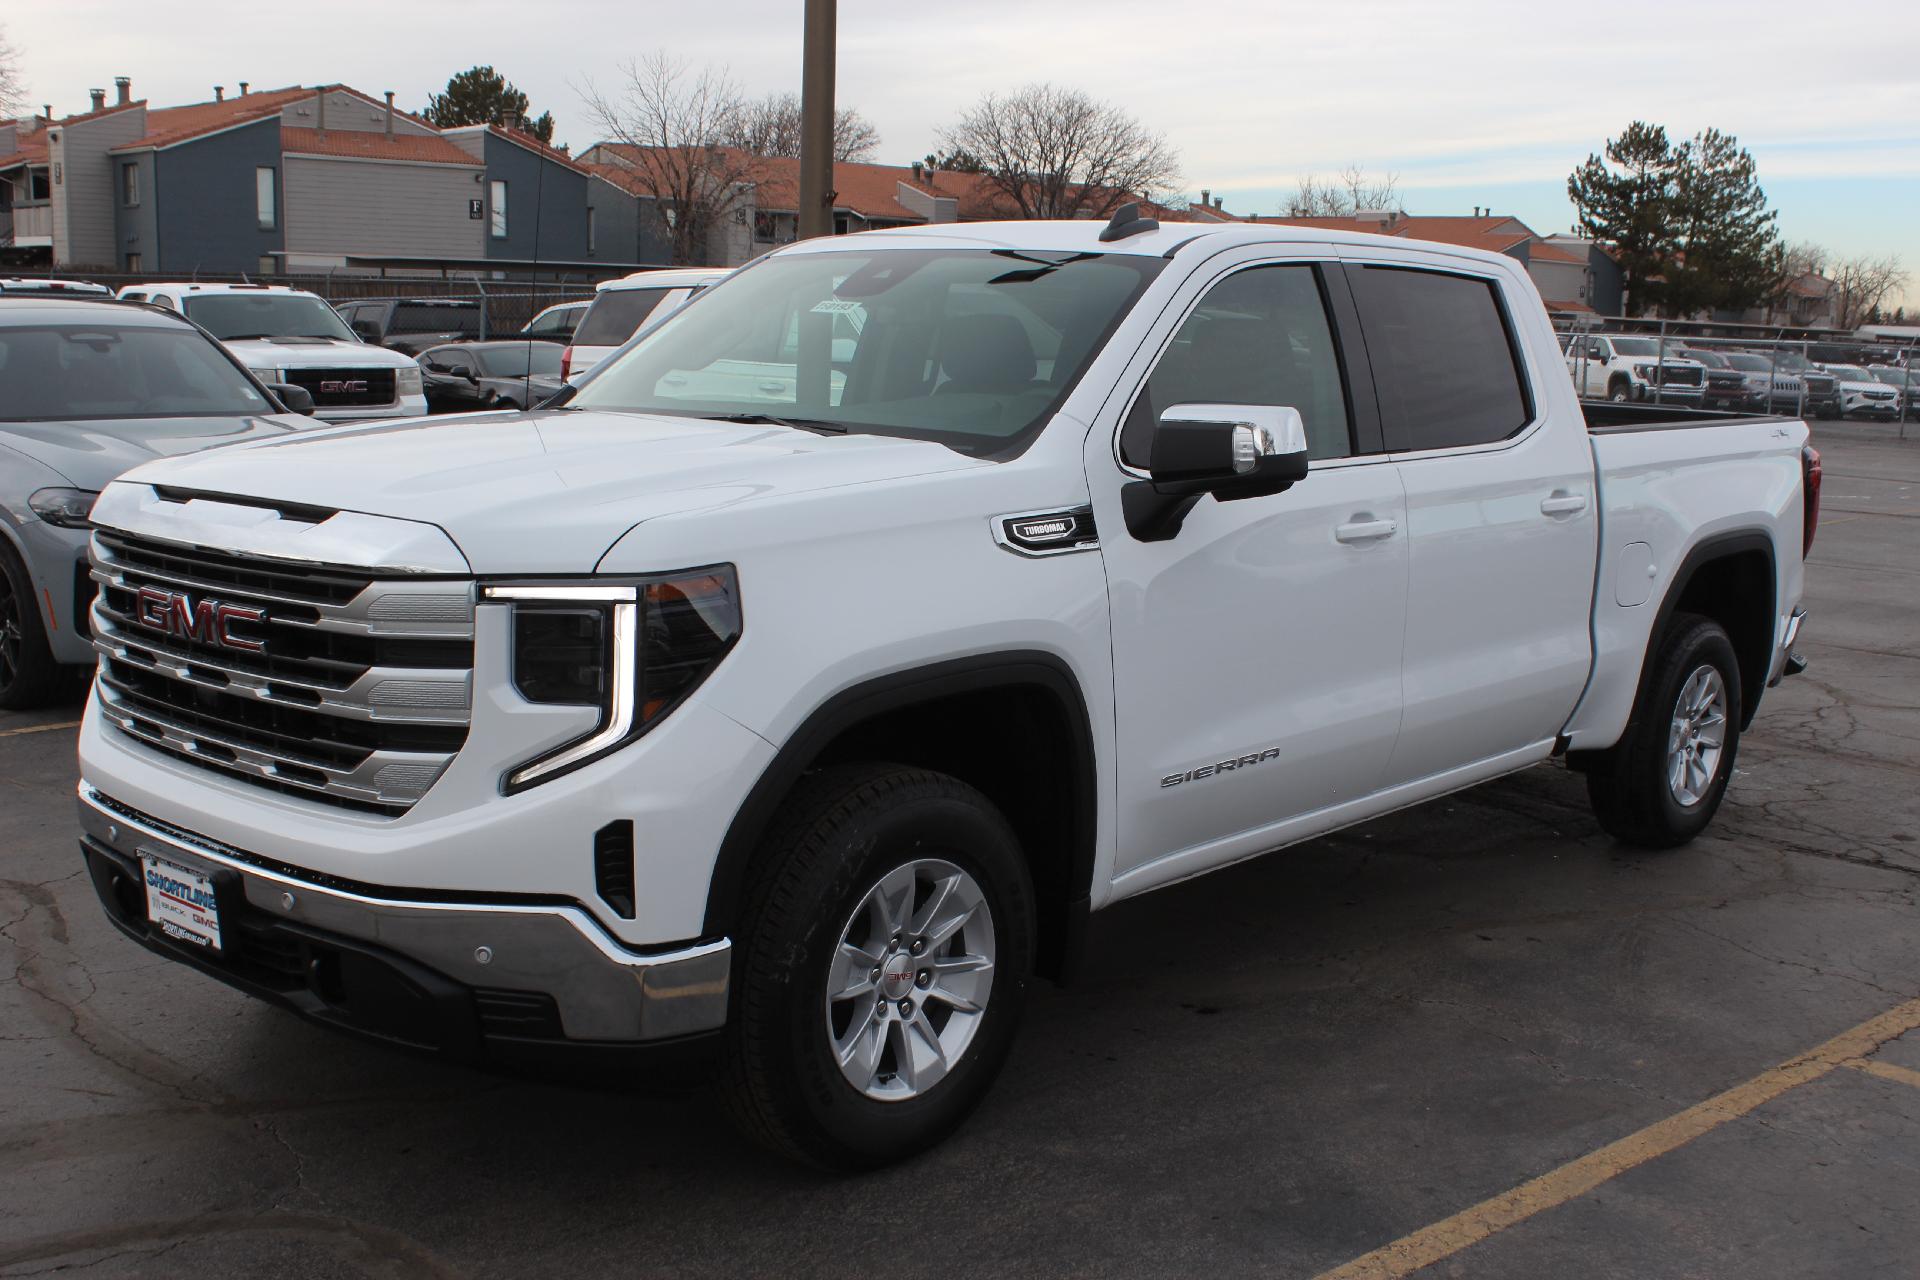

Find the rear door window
[[574, 288, 670, 347], [1347, 265, 1531, 451]]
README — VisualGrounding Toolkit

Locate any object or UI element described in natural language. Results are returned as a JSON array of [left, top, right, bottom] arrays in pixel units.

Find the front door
[[1090, 254, 1409, 886]]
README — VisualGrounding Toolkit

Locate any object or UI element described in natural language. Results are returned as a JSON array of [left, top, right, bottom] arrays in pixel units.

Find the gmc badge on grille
[[134, 587, 266, 653], [317, 379, 369, 394]]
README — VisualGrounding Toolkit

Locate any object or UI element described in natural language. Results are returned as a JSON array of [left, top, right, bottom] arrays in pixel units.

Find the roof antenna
[[1099, 202, 1158, 243]]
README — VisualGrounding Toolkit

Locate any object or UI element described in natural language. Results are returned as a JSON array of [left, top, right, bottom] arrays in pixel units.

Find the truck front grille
[[90, 531, 473, 816], [282, 367, 398, 409]]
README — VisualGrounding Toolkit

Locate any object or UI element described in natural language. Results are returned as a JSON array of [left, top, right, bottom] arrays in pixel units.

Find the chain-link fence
[[8, 269, 605, 339], [1554, 317, 1918, 440]]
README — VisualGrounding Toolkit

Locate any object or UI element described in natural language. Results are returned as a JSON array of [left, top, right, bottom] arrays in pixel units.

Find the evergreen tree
[[424, 66, 554, 143], [1664, 128, 1781, 316], [1568, 122, 1678, 316]]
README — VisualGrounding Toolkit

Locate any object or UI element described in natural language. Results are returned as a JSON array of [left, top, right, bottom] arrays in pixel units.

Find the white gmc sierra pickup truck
[[74, 211, 1819, 1169]]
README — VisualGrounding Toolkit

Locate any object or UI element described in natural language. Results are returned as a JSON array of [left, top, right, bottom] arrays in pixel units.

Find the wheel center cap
[[880, 953, 916, 999]]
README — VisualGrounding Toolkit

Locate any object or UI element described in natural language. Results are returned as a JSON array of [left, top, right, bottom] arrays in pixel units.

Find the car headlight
[[395, 366, 424, 396], [483, 566, 741, 791], [248, 365, 282, 384], [27, 487, 100, 529], [1634, 364, 1657, 380]]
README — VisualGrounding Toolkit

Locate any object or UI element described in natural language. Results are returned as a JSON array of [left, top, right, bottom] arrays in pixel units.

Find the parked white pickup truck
[[76, 213, 1817, 1169], [1565, 333, 1707, 404]]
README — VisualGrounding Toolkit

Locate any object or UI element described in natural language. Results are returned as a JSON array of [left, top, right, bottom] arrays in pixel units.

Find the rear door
[[1339, 251, 1597, 785], [1091, 248, 1410, 885]]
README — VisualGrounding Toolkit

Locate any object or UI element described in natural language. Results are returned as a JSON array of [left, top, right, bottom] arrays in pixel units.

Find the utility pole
[[797, 0, 836, 241]]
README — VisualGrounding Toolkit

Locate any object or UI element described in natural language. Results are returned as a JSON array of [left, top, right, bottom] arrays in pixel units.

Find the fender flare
[[701, 651, 1099, 960]]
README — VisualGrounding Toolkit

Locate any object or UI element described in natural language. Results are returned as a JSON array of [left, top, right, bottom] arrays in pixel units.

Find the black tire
[[0, 538, 68, 711], [1586, 612, 1742, 849], [718, 763, 1035, 1170], [1608, 377, 1632, 403]]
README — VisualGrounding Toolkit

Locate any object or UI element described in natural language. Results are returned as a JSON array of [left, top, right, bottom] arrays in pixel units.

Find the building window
[[30, 170, 50, 200], [121, 162, 139, 207], [490, 180, 508, 238], [587, 206, 596, 253], [256, 167, 275, 230], [125, 252, 142, 272], [754, 211, 777, 244]]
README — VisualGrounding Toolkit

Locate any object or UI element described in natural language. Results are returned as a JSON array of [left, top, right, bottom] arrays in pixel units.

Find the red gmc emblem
[[317, 379, 369, 394], [134, 587, 266, 653]]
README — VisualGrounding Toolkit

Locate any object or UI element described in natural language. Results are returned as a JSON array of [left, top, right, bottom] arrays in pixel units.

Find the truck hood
[[116, 408, 989, 573], [222, 337, 417, 370], [0, 414, 316, 491]]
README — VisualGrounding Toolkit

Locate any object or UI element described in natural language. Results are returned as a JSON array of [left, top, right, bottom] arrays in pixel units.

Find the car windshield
[[1611, 338, 1662, 356], [0, 323, 273, 420], [1687, 350, 1726, 367], [569, 249, 1164, 455], [1826, 365, 1871, 380], [474, 344, 562, 378], [1869, 367, 1914, 385], [1722, 354, 1770, 371], [574, 287, 676, 347], [184, 293, 354, 341]]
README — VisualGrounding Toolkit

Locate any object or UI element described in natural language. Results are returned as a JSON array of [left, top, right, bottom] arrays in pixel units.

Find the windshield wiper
[[700, 411, 848, 435]]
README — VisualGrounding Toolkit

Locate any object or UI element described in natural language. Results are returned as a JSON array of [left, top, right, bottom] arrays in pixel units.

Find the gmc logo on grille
[[134, 587, 266, 653], [317, 379, 369, 394]]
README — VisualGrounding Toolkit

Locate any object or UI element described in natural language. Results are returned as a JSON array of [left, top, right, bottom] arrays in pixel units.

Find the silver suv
[[0, 298, 319, 706]]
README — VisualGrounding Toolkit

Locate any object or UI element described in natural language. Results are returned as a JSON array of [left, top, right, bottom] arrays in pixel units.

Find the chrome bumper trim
[[78, 784, 730, 1042]]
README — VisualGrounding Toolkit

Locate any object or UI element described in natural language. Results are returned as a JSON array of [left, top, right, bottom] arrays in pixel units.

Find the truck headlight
[[484, 566, 741, 791], [1634, 363, 1657, 380], [28, 487, 100, 528], [248, 365, 282, 384], [395, 366, 424, 396]]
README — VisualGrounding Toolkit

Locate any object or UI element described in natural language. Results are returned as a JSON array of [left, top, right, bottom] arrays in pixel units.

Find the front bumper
[[78, 784, 731, 1058]]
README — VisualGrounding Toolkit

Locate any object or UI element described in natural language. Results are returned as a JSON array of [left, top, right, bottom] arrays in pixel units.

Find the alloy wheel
[[824, 858, 996, 1102], [1667, 664, 1728, 807]]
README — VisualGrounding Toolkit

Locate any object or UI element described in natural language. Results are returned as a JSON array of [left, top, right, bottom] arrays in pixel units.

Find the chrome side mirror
[[1123, 404, 1311, 542]]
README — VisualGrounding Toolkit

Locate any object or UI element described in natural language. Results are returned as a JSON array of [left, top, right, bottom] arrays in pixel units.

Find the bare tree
[[722, 92, 880, 163], [0, 25, 23, 119], [579, 54, 759, 266], [1285, 164, 1401, 217], [936, 84, 1180, 220], [1828, 253, 1907, 331]]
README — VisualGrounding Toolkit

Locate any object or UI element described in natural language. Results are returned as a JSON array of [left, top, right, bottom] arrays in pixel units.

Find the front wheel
[[0, 540, 69, 710], [1586, 612, 1742, 848], [719, 764, 1034, 1170]]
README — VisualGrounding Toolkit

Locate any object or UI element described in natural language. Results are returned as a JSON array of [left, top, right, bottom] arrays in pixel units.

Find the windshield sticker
[[809, 299, 864, 315]]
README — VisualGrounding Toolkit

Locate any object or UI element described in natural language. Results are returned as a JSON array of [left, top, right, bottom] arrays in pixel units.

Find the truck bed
[[1580, 401, 1797, 433]]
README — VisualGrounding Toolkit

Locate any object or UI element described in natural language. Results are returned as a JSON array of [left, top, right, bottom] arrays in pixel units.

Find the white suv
[[117, 284, 427, 422], [562, 268, 728, 381]]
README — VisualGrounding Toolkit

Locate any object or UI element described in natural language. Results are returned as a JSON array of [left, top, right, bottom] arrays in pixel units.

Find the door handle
[[1540, 491, 1589, 517], [1334, 517, 1398, 544]]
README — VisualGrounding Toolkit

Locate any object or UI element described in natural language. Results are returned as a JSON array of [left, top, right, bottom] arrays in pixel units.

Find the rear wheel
[[0, 540, 67, 710], [719, 764, 1034, 1170], [1608, 377, 1632, 403], [1586, 612, 1742, 848]]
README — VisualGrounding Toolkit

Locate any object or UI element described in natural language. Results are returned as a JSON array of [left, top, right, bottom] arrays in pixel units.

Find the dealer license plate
[[140, 852, 222, 952]]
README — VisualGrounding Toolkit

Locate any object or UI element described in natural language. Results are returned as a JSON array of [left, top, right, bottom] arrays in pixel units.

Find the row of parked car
[[0, 266, 729, 707], [1562, 331, 1916, 421], [0, 267, 731, 421]]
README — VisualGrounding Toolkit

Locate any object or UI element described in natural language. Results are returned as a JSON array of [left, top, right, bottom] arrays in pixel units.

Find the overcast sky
[[11, 0, 1919, 304]]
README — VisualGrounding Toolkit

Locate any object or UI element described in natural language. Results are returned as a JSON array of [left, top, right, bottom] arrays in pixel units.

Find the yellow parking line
[[0, 720, 80, 739], [1845, 1057, 1920, 1092], [1315, 997, 1920, 1280]]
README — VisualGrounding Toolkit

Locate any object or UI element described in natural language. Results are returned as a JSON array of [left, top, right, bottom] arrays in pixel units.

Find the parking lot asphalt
[[3, 425, 1918, 1279]]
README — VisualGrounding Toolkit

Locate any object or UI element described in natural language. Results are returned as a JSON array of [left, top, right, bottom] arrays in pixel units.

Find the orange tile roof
[[1543, 298, 1598, 314], [110, 86, 312, 152], [581, 160, 649, 196], [280, 126, 481, 167], [1526, 240, 1587, 265], [445, 123, 586, 175], [0, 131, 49, 169]]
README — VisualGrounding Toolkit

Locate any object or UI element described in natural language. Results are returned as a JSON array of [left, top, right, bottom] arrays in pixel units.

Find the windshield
[[1610, 338, 1663, 356], [185, 293, 354, 341], [1686, 350, 1726, 367], [1825, 365, 1871, 380], [1722, 354, 1770, 371], [574, 288, 675, 347], [0, 324, 273, 420], [474, 344, 563, 378], [569, 249, 1164, 455], [394, 303, 480, 336], [1869, 367, 1914, 385]]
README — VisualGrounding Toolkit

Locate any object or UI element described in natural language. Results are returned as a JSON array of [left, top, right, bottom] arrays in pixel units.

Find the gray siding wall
[[283, 155, 484, 259], [281, 89, 436, 136], [51, 106, 147, 266], [152, 117, 284, 274], [112, 152, 158, 268], [482, 132, 589, 262], [587, 176, 639, 264]]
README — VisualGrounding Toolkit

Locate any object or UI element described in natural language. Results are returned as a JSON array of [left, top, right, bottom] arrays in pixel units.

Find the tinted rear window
[[1349, 266, 1530, 451], [0, 324, 271, 420], [393, 303, 480, 336], [573, 288, 670, 347]]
